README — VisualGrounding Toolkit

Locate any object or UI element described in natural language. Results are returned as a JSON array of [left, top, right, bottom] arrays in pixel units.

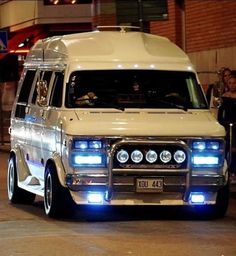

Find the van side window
[[15, 69, 36, 118], [32, 71, 52, 105], [50, 72, 64, 107]]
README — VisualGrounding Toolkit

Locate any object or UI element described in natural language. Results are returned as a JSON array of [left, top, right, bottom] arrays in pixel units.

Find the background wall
[[150, 0, 236, 86]]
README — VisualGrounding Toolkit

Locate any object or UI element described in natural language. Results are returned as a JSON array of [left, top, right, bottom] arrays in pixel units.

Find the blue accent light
[[192, 152, 221, 167], [88, 193, 103, 204], [190, 193, 205, 204], [74, 154, 102, 165], [71, 152, 106, 167], [71, 139, 106, 168], [191, 139, 223, 168]]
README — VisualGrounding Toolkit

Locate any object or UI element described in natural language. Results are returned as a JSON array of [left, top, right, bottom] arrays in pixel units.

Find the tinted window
[[32, 71, 52, 105], [18, 70, 36, 103], [15, 69, 36, 118], [65, 70, 207, 110], [50, 72, 64, 107]]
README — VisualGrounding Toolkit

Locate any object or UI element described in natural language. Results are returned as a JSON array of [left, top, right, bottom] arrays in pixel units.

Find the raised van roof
[[25, 28, 194, 71]]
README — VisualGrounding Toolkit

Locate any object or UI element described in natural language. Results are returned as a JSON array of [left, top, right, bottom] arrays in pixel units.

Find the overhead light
[[50, 0, 59, 4], [18, 37, 33, 48]]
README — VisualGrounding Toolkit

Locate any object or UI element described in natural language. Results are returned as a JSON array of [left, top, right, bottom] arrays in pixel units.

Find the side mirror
[[36, 80, 48, 106]]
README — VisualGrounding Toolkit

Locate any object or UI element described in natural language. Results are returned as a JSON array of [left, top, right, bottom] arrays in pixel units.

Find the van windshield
[[65, 70, 207, 110]]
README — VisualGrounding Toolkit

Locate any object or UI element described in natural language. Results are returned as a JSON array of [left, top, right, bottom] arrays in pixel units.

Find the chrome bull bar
[[104, 138, 192, 202]]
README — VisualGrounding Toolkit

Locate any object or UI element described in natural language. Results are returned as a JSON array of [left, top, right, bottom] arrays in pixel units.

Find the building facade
[[0, 0, 236, 84]]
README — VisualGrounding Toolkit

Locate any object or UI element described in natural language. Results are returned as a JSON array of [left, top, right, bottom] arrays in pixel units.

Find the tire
[[212, 181, 230, 218], [44, 164, 74, 218], [7, 156, 36, 204], [193, 182, 230, 219]]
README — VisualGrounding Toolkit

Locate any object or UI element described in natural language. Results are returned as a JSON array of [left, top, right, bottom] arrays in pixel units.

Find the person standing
[[206, 67, 231, 118], [219, 74, 236, 179]]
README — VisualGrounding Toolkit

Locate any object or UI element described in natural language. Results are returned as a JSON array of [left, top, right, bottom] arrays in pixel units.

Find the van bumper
[[65, 173, 226, 206]]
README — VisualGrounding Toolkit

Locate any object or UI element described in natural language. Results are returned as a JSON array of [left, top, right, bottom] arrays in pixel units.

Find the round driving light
[[116, 150, 129, 163], [146, 150, 158, 163], [131, 150, 143, 163], [174, 150, 186, 163], [160, 150, 172, 163]]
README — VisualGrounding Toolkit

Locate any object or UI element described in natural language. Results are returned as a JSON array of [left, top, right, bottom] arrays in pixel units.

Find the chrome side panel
[[51, 152, 67, 188], [11, 146, 31, 182]]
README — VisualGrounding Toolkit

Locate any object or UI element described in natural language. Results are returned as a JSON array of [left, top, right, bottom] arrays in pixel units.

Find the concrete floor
[[0, 150, 236, 256]]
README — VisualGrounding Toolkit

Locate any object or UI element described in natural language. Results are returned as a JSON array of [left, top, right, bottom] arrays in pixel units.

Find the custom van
[[7, 27, 229, 218]]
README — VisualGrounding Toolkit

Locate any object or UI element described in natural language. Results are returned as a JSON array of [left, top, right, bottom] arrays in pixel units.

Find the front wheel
[[7, 156, 36, 204], [44, 164, 74, 218], [212, 181, 230, 218]]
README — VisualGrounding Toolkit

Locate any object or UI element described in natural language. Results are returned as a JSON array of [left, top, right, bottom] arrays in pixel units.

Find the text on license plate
[[136, 178, 163, 193]]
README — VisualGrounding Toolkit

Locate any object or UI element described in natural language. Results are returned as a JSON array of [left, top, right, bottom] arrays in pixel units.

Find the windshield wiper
[[161, 99, 188, 111], [149, 97, 188, 111], [96, 98, 125, 111], [75, 97, 125, 111]]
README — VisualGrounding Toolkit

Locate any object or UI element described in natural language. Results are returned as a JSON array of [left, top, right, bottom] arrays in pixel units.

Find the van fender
[[47, 152, 67, 188], [10, 146, 31, 183]]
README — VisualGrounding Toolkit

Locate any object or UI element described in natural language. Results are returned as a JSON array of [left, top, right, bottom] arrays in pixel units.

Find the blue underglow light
[[190, 193, 205, 203], [88, 193, 103, 204]]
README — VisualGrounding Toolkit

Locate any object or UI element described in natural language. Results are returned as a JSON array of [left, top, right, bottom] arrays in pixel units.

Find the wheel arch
[[45, 152, 67, 188], [9, 146, 31, 182]]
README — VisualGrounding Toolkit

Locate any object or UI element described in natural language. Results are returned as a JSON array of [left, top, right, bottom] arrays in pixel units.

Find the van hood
[[64, 109, 225, 137]]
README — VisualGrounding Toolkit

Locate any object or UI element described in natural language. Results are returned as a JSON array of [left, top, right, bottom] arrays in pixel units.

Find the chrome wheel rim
[[7, 162, 14, 200], [44, 172, 52, 214]]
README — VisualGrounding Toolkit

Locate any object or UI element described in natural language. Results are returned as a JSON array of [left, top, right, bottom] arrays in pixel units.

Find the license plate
[[136, 178, 163, 193]]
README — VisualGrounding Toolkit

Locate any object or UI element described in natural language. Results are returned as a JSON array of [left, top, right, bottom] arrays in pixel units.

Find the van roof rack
[[95, 26, 141, 33]]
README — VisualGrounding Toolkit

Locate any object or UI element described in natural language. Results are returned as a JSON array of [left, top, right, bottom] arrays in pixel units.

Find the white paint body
[[9, 29, 227, 208]]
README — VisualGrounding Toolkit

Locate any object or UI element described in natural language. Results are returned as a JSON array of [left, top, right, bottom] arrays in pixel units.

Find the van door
[[11, 69, 37, 154], [40, 71, 64, 164], [26, 70, 53, 181]]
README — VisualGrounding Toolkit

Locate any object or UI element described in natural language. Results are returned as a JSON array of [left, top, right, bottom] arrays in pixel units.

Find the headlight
[[192, 140, 220, 151], [74, 140, 88, 149], [117, 150, 129, 163], [191, 139, 224, 168], [131, 150, 143, 163], [174, 150, 186, 163], [160, 150, 171, 163], [145, 150, 158, 163], [70, 139, 106, 168], [73, 140, 102, 149], [192, 141, 206, 150]]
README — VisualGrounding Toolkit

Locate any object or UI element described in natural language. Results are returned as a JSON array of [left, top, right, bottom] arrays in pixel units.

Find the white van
[[7, 27, 229, 218]]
